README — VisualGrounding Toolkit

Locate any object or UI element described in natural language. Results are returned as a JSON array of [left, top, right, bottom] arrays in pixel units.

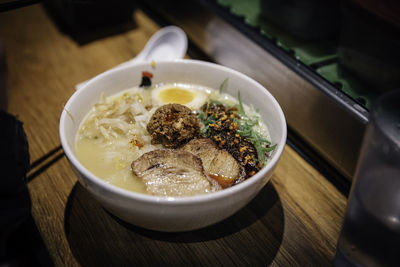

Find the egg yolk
[[159, 88, 195, 104]]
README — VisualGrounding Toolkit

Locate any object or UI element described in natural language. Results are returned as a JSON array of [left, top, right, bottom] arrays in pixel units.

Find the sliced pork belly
[[180, 138, 218, 171], [131, 149, 212, 197], [181, 138, 246, 188]]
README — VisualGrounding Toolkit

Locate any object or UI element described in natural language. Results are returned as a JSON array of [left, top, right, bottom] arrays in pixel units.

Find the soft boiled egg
[[151, 84, 208, 109]]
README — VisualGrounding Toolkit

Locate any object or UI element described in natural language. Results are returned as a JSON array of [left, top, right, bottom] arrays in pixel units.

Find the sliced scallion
[[219, 77, 229, 94]]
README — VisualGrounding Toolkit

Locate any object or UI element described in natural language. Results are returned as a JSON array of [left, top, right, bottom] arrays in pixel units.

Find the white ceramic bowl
[[59, 59, 287, 232]]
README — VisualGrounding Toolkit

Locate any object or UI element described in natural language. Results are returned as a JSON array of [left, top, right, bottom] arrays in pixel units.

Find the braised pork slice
[[181, 138, 245, 188], [131, 149, 212, 197]]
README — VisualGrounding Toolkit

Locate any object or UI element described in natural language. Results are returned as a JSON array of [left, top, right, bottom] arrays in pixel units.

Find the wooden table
[[0, 4, 347, 266]]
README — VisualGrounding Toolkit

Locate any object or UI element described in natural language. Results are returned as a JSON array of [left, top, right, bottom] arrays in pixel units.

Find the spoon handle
[[75, 26, 187, 90]]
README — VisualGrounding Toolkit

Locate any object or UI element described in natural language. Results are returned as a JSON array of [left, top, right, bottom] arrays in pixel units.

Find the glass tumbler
[[334, 89, 400, 266]]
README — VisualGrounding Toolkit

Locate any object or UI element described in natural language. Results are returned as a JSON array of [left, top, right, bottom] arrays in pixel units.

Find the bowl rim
[[59, 59, 287, 205]]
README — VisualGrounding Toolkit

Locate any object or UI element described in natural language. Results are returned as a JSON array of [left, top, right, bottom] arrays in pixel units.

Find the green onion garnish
[[219, 77, 229, 94]]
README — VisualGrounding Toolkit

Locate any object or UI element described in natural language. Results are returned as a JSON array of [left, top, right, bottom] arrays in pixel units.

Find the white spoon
[[75, 26, 188, 90]]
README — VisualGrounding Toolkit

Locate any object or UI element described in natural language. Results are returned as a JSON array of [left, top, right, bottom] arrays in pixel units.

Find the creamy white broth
[[76, 137, 147, 193], [75, 83, 272, 195]]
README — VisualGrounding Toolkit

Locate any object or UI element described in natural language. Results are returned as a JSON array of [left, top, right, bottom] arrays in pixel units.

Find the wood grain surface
[[0, 4, 347, 266]]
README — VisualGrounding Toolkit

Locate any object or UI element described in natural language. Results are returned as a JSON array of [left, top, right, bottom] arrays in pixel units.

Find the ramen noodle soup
[[76, 81, 275, 197]]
